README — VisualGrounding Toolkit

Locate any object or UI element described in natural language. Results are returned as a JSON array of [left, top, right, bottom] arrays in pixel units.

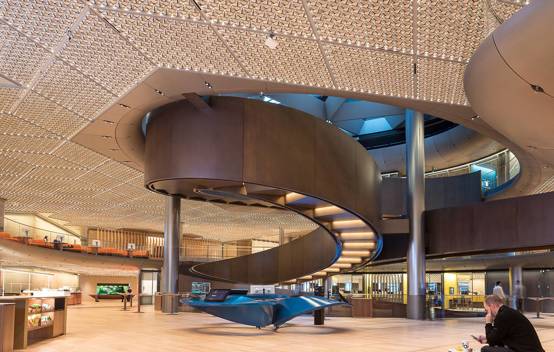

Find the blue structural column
[[405, 110, 426, 320], [162, 195, 181, 313]]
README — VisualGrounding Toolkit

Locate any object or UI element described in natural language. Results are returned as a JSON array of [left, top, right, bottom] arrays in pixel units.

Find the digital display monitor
[[192, 282, 210, 295], [96, 283, 129, 295], [204, 289, 231, 302]]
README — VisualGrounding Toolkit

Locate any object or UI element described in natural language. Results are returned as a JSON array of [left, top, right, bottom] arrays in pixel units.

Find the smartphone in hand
[[471, 335, 485, 344]]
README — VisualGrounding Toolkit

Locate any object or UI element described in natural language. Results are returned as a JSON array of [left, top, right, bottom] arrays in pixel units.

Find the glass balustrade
[[384, 149, 520, 196], [1, 217, 279, 261]]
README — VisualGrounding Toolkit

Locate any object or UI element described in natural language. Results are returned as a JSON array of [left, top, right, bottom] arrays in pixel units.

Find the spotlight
[[204, 81, 213, 89], [265, 32, 278, 49]]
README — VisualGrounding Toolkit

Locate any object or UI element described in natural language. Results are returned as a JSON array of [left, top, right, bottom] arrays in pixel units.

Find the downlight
[[265, 32, 278, 49]]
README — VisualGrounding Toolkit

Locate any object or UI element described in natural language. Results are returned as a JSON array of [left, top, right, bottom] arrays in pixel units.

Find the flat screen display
[[204, 289, 230, 302], [96, 283, 129, 295]]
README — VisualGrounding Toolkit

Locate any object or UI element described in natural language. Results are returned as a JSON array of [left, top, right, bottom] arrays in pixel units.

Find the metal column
[[405, 110, 426, 320], [0, 198, 5, 232], [510, 265, 523, 310], [162, 195, 181, 313]]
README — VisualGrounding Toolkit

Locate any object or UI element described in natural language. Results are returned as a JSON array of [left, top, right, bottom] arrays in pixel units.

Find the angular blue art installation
[[182, 290, 345, 329]]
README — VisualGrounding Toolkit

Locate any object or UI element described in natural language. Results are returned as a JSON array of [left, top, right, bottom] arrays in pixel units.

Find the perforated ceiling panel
[[0, 0, 533, 236]]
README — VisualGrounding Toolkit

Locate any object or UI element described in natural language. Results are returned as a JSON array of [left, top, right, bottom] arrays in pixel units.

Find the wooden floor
[[23, 302, 554, 352]]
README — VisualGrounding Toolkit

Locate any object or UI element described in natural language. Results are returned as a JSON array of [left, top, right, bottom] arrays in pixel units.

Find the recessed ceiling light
[[204, 81, 213, 89], [154, 89, 164, 95], [101, 135, 112, 139], [265, 32, 278, 49], [530, 84, 544, 93]]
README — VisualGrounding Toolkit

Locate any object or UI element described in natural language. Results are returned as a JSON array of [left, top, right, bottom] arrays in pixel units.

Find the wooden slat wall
[[87, 228, 162, 250]]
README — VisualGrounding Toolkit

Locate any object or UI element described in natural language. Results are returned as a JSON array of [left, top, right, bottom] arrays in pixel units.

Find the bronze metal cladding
[[425, 191, 554, 256], [143, 96, 382, 284], [144, 96, 381, 224], [189, 227, 337, 284]]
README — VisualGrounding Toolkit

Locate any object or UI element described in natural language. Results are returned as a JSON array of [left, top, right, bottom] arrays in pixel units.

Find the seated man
[[476, 295, 544, 352]]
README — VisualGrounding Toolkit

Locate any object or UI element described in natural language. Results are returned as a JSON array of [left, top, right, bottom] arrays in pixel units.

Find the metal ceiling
[[0, 0, 530, 236]]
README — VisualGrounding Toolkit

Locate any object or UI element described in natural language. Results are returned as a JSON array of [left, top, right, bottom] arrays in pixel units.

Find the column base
[[161, 294, 179, 314], [406, 294, 426, 320]]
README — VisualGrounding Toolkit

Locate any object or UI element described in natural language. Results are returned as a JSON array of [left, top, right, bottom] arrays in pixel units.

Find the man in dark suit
[[476, 295, 544, 352]]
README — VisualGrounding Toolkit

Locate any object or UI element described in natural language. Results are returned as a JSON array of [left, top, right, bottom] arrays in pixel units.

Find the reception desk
[[67, 292, 82, 305], [351, 298, 407, 318], [0, 296, 67, 349]]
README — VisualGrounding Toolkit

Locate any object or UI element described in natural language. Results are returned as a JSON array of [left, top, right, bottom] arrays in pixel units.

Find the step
[[343, 241, 375, 250], [331, 263, 352, 269], [337, 257, 363, 264], [339, 231, 375, 241], [341, 250, 371, 257], [311, 271, 328, 277], [331, 219, 366, 230]]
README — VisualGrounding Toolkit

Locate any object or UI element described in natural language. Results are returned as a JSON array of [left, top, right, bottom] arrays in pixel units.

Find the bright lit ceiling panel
[[0, 0, 531, 238]]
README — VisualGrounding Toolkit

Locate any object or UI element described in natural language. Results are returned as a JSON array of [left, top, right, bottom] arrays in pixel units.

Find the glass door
[[140, 270, 159, 305]]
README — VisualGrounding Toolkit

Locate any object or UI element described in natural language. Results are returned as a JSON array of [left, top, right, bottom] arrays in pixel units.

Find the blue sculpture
[[182, 289, 344, 329]]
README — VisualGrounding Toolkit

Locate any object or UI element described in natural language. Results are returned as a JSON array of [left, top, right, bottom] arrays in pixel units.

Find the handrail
[[1, 217, 281, 261], [4, 217, 82, 243], [384, 149, 520, 196]]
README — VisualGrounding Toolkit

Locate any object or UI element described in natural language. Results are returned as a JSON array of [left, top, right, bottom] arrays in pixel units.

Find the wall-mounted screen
[[96, 283, 129, 295]]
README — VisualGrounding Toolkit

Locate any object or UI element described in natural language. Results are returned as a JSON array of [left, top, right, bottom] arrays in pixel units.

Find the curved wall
[[369, 125, 504, 174], [464, 0, 554, 197], [144, 96, 382, 226], [189, 227, 338, 284]]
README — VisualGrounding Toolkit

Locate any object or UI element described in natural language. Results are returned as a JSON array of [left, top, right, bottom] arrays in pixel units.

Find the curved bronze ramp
[[143, 96, 382, 284]]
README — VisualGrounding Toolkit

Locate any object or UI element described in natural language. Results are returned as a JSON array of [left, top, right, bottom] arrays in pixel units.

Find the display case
[[0, 296, 67, 349]]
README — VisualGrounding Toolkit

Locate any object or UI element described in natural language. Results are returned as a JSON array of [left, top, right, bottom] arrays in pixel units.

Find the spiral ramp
[[142, 96, 383, 284]]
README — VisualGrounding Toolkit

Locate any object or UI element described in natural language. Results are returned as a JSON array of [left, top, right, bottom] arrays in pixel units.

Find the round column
[[510, 265, 523, 310], [162, 195, 180, 313], [405, 110, 426, 320]]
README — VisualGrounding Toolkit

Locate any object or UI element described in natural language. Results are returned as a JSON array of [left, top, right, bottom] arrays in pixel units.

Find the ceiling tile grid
[[0, 135, 61, 154], [0, 151, 84, 170], [73, 170, 120, 191], [59, 11, 154, 95], [99, 10, 245, 76], [0, 0, 535, 235], [416, 57, 468, 105], [219, 28, 333, 86], [307, 0, 413, 52], [52, 141, 110, 170], [0, 0, 85, 51], [0, 113, 60, 139], [198, 0, 312, 37], [0, 88, 22, 113], [25, 165, 88, 181], [0, 23, 47, 86], [486, 0, 528, 23], [33, 59, 117, 120], [87, 0, 201, 19], [417, 0, 487, 62], [0, 153, 34, 176], [94, 160, 142, 182], [324, 44, 414, 97], [14, 91, 89, 138]]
